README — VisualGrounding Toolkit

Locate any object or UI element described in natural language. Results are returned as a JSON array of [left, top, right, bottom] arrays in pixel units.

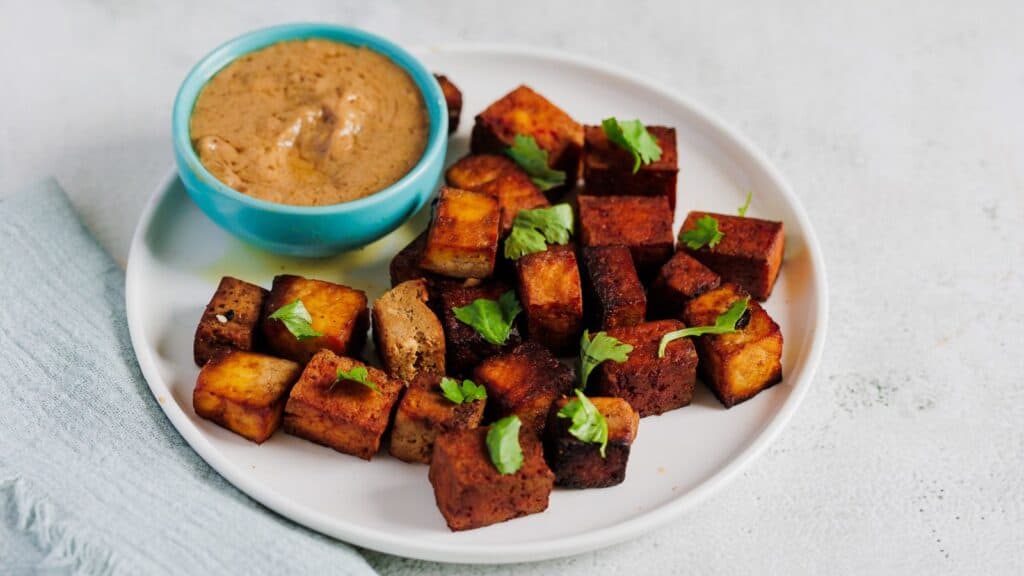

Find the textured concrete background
[[2, 1, 1022, 573]]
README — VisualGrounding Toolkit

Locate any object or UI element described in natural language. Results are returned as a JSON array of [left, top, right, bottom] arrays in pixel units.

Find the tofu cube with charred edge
[[389, 373, 486, 464], [389, 231, 471, 302], [283, 350, 403, 460], [543, 396, 639, 488], [193, 350, 302, 444], [648, 251, 722, 319], [194, 276, 268, 366], [577, 195, 674, 280], [420, 187, 501, 279], [372, 279, 446, 383], [261, 275, 369, 365], [470, 85, 584, 186], [446, 154, 550, 234], [682, 283, 783, 408], [473, 342, 575, 434], [429, 426, 554, 531], [514, 245, 585, 355], [581, 245, 646, 330], [440, 282, 523, 377], [679, 211, 785, 301], [582, 125, 679, 209], [592, 320, 698, 417], [433, 74, 462, 134]]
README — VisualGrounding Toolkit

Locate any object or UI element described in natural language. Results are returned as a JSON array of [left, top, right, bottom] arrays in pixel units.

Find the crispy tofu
[[429, 426, 554, 531], [389, 373, 486, 464], [445, 154, 550, 234], [473, 342, 575, 433], [592, 320, 698, 417], [372, 279, 446, 383], [193, 350, 302, 443], [434, 74, 462, 134], [389, 231, 471, 299], [440, 282, 523, 377], [582, 125, 679, 209], [193, 276, 268, 366], [544, 396, 639, 488], [679, 211, 785, 300], [470, 85, 583, 186], [514, 245, 584, 355], [420, 187, 501, 279], [261, 275, 368, 364], [682, 283, 783, 407], [580, 245, 646, 330], [283, 350, 403, 459], [577, 195, 674, 279], [649, 251, 722, 318]]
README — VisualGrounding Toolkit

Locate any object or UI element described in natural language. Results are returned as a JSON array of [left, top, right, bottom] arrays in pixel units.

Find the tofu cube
[[580, 245, 646, 330], [582, 125, 679, 209], [429, 426, 554, 531], [679, 211, 785, 300], [445, 154, 550, 234], [434, 74, 462, 134], [440, 282, 523, 377], [193, 276, 268, 366], [372, 279, 446, 383], [544, 396, 639, 488], [682, 283, 783, 407], [577, 195, 674, 279], [648, 251, 722, 318], [389, 231, 468, 301], [261, 275, 369, 364], [193, 350, 301, 443], [592, 320, 698, 417], [420, 187, 501, 279], [283, 350, 403, 459], [389, 373, 486, 464], [473, 342, 575, 434], [514, 245, 584, 355]]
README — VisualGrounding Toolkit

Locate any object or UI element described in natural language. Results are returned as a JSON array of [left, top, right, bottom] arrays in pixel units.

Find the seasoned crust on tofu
[[389, 231, 475, 304], [372, 279, 446, 382], [261, 275, 369, 364], [194, 276, 268, 366], [544, 396, 639, 488], [649, 251, 722, 319], [582, 124, 679, 209], [420, 187, 501, 279], [514, 245, 585, 355], [473, 342, 574, 433], [445, 154, 550, 234], [434, 74, 462, 134], [577, 195, 674, 279], [389, 373, 485, 464], [580, 245, 646, 330], [440, 282, 523, 377], [679, 211, 785, 301], [682, 283, 783, 408]]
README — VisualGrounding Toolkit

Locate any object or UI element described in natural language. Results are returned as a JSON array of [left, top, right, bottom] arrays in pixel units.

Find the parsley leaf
[[738, 192, 752, 217], [329, 366, 380, 394], [267, 298, 323, 340], [486, 415, 524, 474], [452, 290, 522, 345], [557, 389, 610, 458], [657, 297, 750, 357], [579, 330, 633, 389], [503, 204, 574, 260], [679, 215, 725, 250], [505, 134, 567, 191], [602, 117, 663, 173], [439, 377, 487, 404]]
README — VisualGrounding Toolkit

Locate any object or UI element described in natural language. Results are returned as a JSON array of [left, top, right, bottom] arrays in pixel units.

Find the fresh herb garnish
[[329, 366, 380, 394], [679, 215, 725, 250], [267, 298, 323, 340], [657, 297, 750, 357], [602, 117, 663, 173], [579, 330, 633, 389], [452, 290, 522, 345], [486, 415, 524, 474], [738, 192, 752, 217], [557, 389, 609, 458], [505, 134, 567, 191], [503, 204, 574, 260], [439, 377, 487, 404]]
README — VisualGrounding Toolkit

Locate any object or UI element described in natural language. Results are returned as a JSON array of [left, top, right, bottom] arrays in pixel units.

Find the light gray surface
[[2, 1, 1022, 573]]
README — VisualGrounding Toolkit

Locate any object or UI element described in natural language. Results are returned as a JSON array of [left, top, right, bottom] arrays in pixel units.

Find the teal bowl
[[172, 23, 448, 257]]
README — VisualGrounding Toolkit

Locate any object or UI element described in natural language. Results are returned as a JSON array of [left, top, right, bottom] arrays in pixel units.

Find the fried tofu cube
[[470, 85, 583, 186], [434, 74, 462, 134], [372, 279, 446, 383], [580, 245, 646, 330], [389, 230, 469, 300], [429, 426, 554, 531], [445, 154, 550, 234], [577, 195, 674, 279], [193, 276, 268, 366], [648, 251, 722, 318], [682, 283, 783, 407], [389, 373, 486, 464], [283, 350, 403, 459], [193, 350, 301, 443], [473, 342, 575, 433], [514, 245, 584, 355], [420, 187, 501, 279], [592, 320, 698, 417], [582, 125, 679, 209], [261, 275, 368, 364], [440, 282, 524, 377], [544, 396, 639, 488], [679, 212, 785, 300]]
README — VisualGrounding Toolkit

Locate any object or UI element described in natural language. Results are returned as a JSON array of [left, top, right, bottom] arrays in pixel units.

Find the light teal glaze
[[172, 23, 447, 257]]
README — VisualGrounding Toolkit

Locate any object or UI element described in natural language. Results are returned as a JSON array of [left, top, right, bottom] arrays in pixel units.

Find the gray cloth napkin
[[0, 180, 377, 575]]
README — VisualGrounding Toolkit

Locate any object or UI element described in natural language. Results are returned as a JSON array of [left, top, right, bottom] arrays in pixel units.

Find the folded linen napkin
[[0, 180, 376, 575]]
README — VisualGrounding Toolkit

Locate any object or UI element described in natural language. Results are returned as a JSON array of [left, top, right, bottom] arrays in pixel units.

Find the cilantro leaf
[[602, 117, 663, 173], [267, 298, 323, 340], [557, 389, 610, 458], [657, 297, 750, 357], [738, 191, 752, 217], [452, 290, 522, 345], [504, 225, 548, 260], [439, 377, 487, 404], [486, 415, 524, 474], [503, 204, 574, 260], [329, 366, 380, 394], [505, 134, 567, 191], [579, 330, 633, 389], [679, 215, 725, 250]]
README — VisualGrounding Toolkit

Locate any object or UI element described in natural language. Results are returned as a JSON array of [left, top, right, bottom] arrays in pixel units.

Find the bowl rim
[[172, 22, 449, 216]]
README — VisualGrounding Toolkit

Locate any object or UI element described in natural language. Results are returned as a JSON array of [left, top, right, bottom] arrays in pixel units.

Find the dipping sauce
[[190, 39, 429, 206]]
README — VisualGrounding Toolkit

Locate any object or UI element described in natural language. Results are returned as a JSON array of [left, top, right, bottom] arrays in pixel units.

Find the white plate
[[126, 45, 828, 564]]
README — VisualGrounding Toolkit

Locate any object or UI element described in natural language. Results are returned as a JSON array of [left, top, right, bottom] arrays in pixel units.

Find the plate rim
[[126, 43, 829, 564]]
